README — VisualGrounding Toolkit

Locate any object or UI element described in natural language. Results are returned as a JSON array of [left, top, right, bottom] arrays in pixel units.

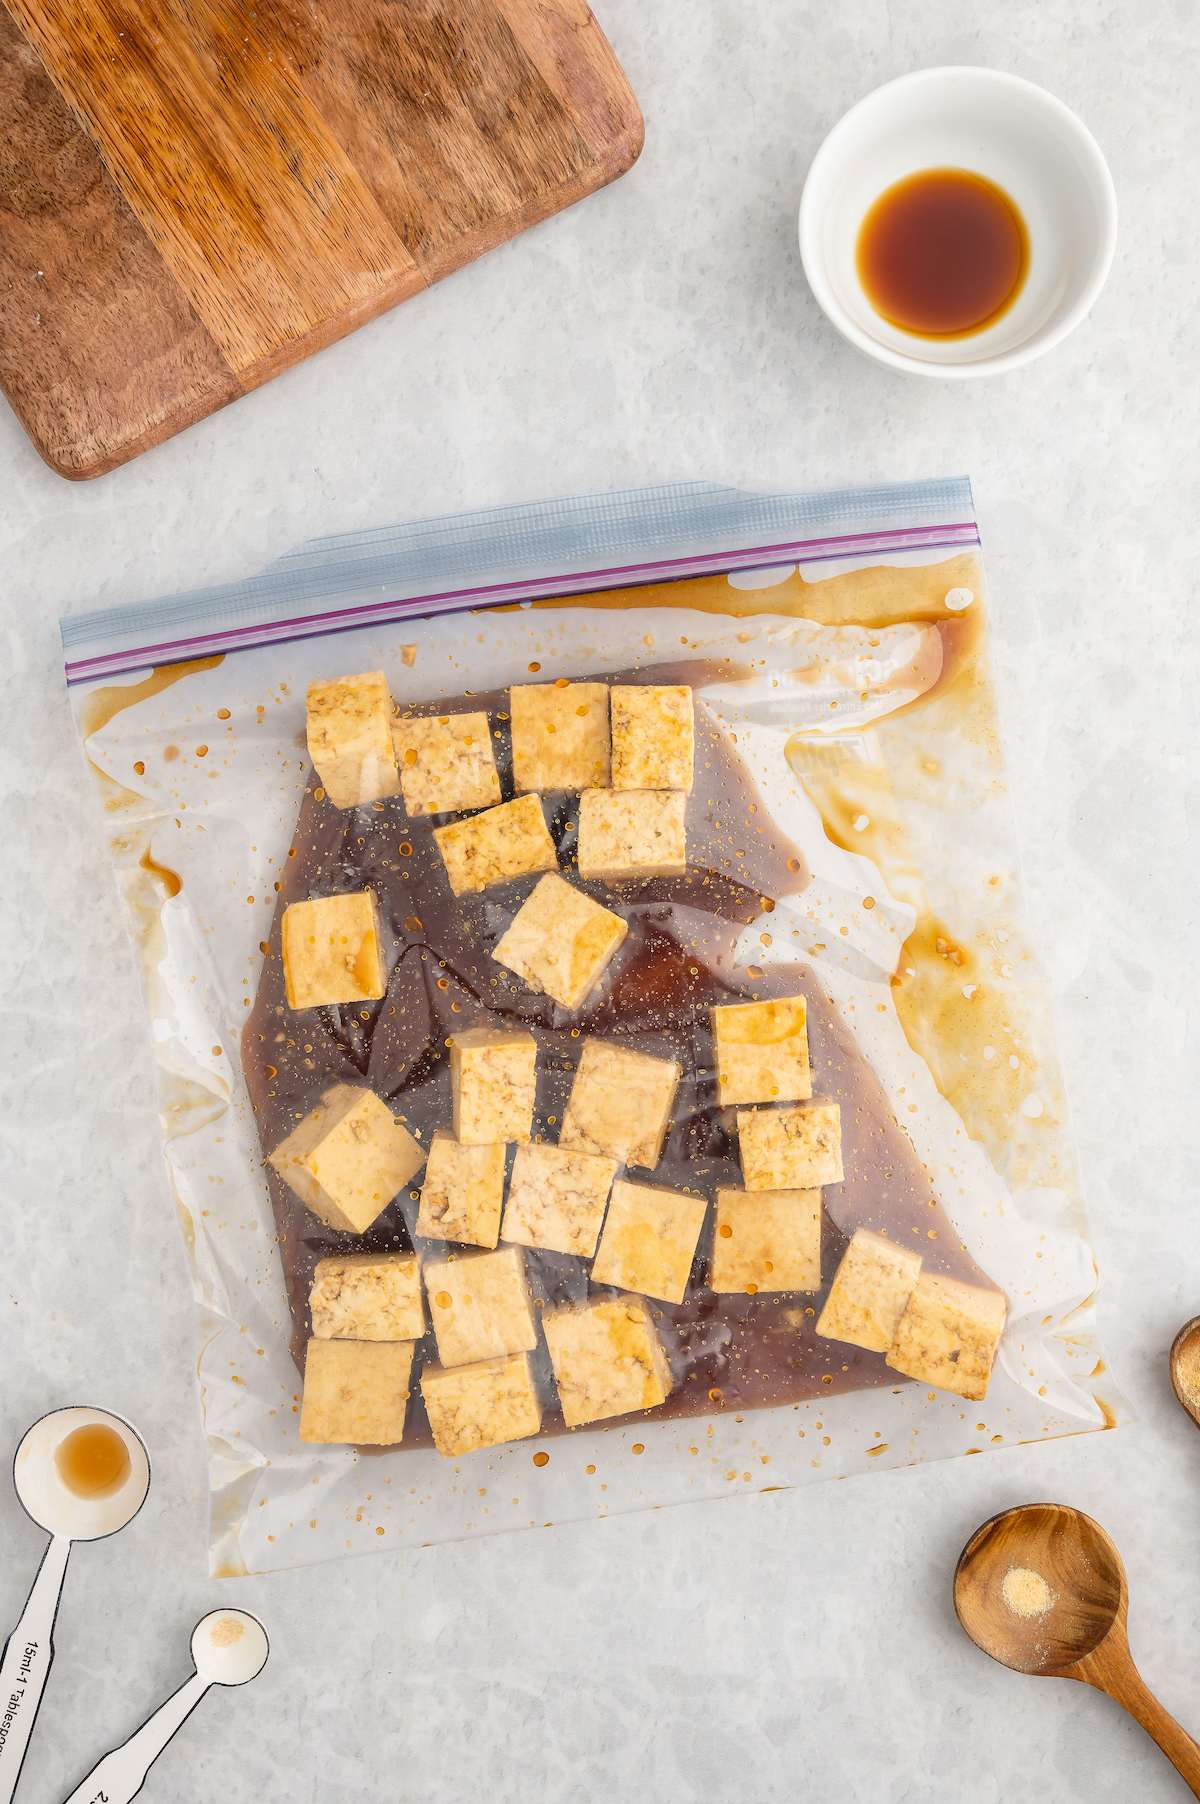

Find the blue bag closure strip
[[62, 478, 977, 685]]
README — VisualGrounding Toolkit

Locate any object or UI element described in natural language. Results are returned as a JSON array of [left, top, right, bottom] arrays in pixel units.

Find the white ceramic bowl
[[799, 67, 1118, 377]]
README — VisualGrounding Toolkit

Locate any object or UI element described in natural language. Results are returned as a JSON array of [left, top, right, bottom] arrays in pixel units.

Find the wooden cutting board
[[0, 0, 642, 479]]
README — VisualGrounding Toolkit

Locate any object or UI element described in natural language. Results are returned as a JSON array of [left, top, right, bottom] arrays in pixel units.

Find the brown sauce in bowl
[[857, 167, 1029, 338]]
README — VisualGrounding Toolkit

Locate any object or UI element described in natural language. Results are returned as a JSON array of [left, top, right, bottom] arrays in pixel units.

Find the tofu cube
[[392, 710, 501, 816], [421, 1352, 542, 1458], [309, 1252, 425, 1341], [425, 1246, 537, 1367], [493, 874, 627, 1010], [710, 1188, 822, 1293], [450, 1028, 537, 1145], [738, 1100, 843, 1191], [543, 1296, 672, 1427], [885, 1272, 1007, 1401], [299, 1338, 413, 1444], [416, 1129, 506, 1249], [816, 1228, 922, 1352], [577, 790, 687, 880], [712, 995, 812, 1107], [502, 1142, 617, 1258], [560, 1038, 680, 1169], [591, 1178, 707, 1305], [611, 685, 694, 792], [433, 793, 557, 895], [510, 681, 610, 792], [268, 1084, 426, 1234], [282, 890, 386, 1011], [306, 671, 400, 809]]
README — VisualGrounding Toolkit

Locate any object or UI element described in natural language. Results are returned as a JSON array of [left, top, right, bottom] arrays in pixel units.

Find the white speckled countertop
[[1, 4, 1197, 1799]]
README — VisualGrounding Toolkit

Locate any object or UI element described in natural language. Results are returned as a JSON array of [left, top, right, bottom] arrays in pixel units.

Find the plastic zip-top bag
[[63, 478, 1122, 1575]]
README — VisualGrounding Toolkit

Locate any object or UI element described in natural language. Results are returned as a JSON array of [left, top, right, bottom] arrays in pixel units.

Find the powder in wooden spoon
[[1002, 1565, 1054, 1619], [1174, 1336, 1200, 1410]]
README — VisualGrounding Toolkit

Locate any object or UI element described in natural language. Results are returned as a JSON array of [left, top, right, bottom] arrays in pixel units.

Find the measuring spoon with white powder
[[0, 1407, 151, 1804], [955, 1502, 1200, 1796], [60, 1609, 269, 1804]]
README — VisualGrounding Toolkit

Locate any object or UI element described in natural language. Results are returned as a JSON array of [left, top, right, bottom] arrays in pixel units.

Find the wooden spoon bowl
[[1170, 1315, 1200, 1428], [955, 1503, 1200, 1796], [955, 1501, 1122, 1675]]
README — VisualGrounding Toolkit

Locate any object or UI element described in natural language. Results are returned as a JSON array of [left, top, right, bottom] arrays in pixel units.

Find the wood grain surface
[[0, 0, 642, 477]]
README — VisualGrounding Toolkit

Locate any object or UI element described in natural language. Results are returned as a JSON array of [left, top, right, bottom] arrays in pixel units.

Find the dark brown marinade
[[242, 660, 990, 1448]]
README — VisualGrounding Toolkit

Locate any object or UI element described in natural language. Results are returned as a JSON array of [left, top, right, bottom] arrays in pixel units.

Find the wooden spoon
[[955, 1503, 1200, 1796], [1170, 1316, 1200, 1428]]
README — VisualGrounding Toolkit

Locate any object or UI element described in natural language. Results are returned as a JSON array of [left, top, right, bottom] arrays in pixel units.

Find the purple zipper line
[[66, 534, 975, 684], [65, 520, 979, 680]]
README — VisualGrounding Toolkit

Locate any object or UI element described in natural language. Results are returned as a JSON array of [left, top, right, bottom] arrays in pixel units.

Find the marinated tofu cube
[[543, 1296, 672, 1427], [712, 994, 812, 1107], [577, 790, 687, 880], [611, 685, 694, 792], [306, 671, 400, 809], [392, 710, 501, 816], [885, 1272, 1007, 1401], [282, 890, 386, 1010], [422, 1352, 543, 1458], [816, 1228, 922, 1352], [416, 1130, 506, 1249], [510, 680, 610, 792], [269, 1085, 425, 1234], [738, 1099, 843, 1191], [493, 874, 627, 1010], [710, 1188, 821, 1293], [433, 793, 556, 896], [299, 1338, 413, 1445], [450, 1028, 537, 1146], [591, 1178, 707, 1305], [560, 1039, 680, 1169], [309, 1252, 425, 1341], [502, 1142, 617, 1258], [425, 1246, 537, 1367]]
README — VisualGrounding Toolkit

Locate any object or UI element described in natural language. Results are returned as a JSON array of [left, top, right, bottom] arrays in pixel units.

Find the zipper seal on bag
[[61, 477, 979, 685]]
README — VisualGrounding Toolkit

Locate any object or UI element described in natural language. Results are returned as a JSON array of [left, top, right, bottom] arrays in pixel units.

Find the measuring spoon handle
[[0, 1535, 72, 1804], [60, 1672, 209, 1804]]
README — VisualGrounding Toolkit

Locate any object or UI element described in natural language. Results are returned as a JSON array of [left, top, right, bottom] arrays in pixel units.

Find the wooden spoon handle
[[1096, 1661, 1200, 1796]]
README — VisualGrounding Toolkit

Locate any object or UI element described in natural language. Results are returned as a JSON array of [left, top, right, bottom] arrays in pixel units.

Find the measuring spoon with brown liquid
[[955, 1503, 1200, 1796], [0, 1407, 150, 1804]]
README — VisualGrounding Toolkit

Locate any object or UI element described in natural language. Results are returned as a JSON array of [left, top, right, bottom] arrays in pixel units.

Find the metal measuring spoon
[[60, 1610, 269, 1804], [955, 1502, 1200, 1797], [0, 1407, 150, 1804]]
